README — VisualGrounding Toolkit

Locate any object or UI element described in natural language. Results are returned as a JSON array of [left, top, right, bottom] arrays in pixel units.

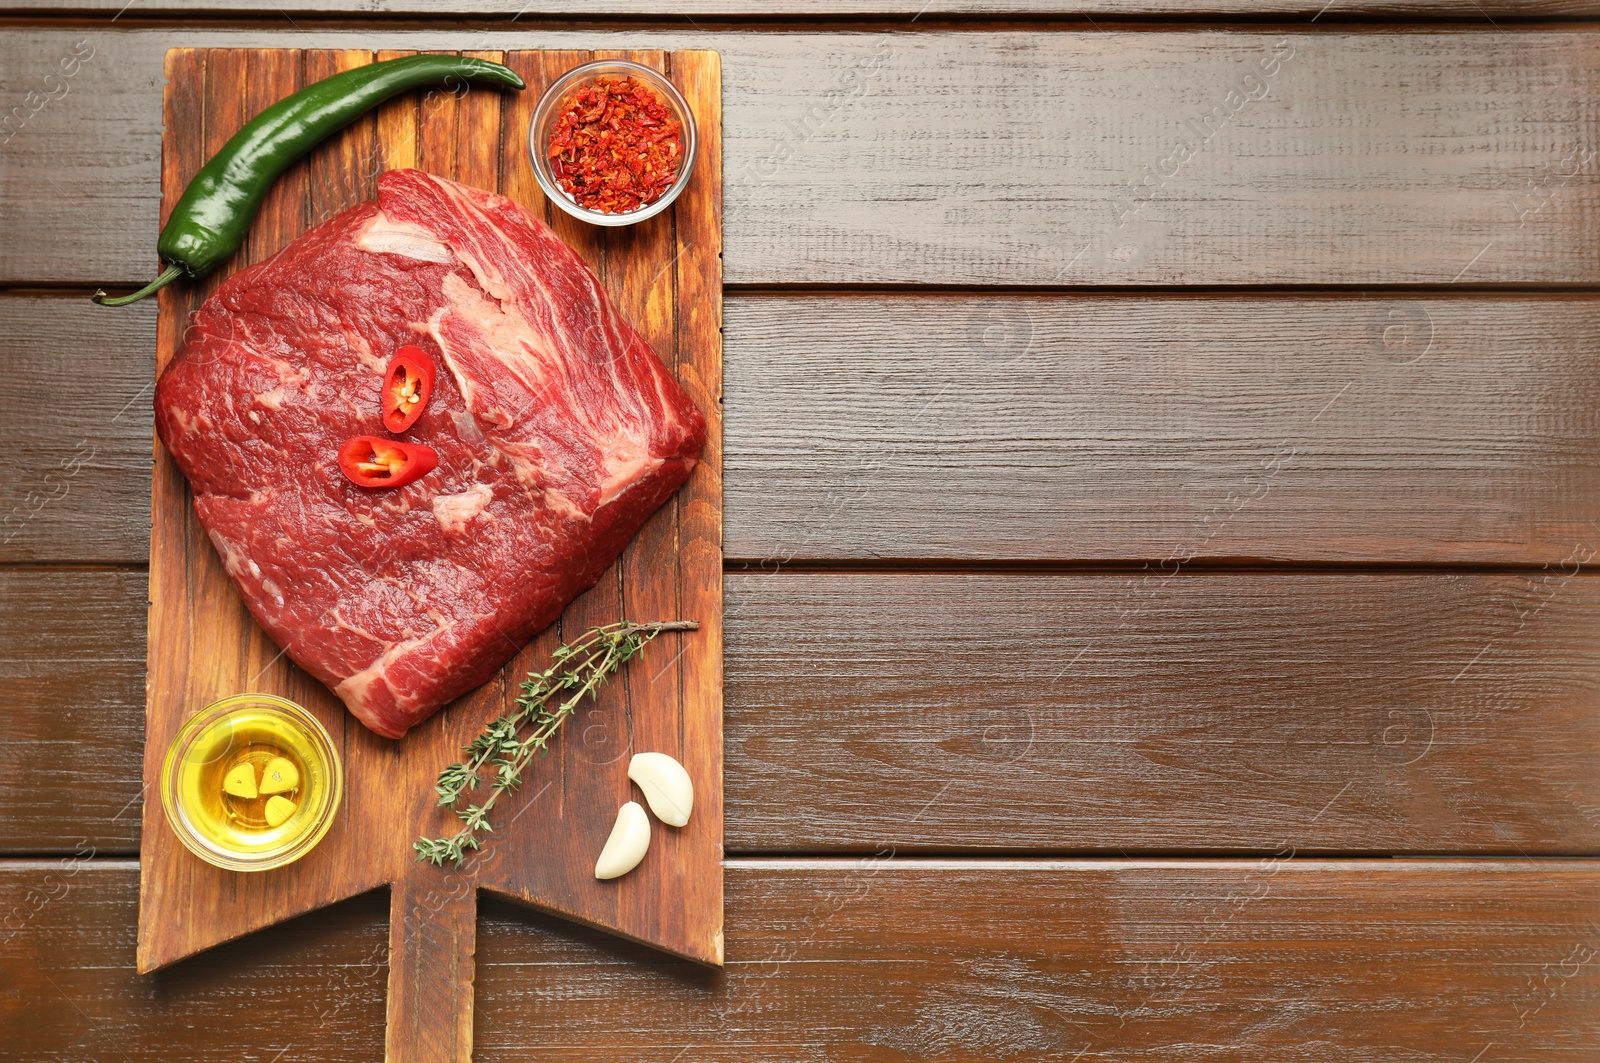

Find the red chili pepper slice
[[381, 345, 436, 434], [337, 436, 438, 489]]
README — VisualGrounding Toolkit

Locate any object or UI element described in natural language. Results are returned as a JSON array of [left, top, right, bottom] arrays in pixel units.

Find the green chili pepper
[[94, 54, 525, 307]]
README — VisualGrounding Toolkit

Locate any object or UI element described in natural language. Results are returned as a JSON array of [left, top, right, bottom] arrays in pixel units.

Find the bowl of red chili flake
[[530, 60, 697, 227]]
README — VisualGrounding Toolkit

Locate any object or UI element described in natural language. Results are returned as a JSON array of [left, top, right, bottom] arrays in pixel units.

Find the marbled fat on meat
[[154, 170, 706, 739]]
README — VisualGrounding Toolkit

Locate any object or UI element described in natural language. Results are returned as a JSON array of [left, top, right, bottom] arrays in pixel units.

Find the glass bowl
[[529, 59, 698, 227], [160, 694, 343, 873]]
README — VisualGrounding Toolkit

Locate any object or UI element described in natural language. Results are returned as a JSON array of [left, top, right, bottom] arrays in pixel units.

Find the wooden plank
[[1, 860, 1596, 1059], [387, 877, 476, 1063], [476, 42, 730, 968], [0, 571, 146, 853], [12, 292, 1600, 566], [240, 48, 306, 262], [496, 50, 546, 223], [721, 293, 1600, 564], [0, 296, 155, 563], [10, 568, 1600, 855], [376, 51, 482, 1063], [669, 44, 728, 968], [479, 858, 1600, 1061], [305, 49, 380, 224], [1, 1, 1595, 14], [721, 570, 1600, 853], [547, 44, 710, 966], [374, 49, 420, 171], [3, 29, 1597, 287], [0, 861, 390, 1062]]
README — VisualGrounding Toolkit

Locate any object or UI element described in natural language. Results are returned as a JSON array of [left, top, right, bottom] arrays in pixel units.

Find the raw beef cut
[[154, 170, 706, 739]]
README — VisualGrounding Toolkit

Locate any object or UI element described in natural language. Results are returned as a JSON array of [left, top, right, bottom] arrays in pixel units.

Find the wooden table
[[2, 4, 1598, 1060]]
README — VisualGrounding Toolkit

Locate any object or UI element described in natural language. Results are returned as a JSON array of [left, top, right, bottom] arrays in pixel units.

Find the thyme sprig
[[413, 619, 698, 868]]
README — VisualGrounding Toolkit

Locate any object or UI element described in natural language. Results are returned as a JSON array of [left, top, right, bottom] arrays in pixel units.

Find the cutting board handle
[[387, 872, 478, 1062]]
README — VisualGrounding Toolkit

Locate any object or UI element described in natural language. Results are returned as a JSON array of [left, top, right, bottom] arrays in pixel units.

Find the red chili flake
[[547, 76, 683, 215]]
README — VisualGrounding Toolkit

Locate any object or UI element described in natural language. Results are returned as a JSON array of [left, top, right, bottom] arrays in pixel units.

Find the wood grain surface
[[9, 567, 1600, 856], [724, 571, 1600, 853], [0, 296, 154, 563], [2, 29, 1598, 287], [0, 570, 147, 853], [2, 860, 1597, 1060], [1, 5, 1596, 1059], [722, 293, 1600, 564], [137, 48, 724, 1063], [10, 293, 1600, 566], [0, 861, 392, 1062], [481, 859, 1600, 1061]]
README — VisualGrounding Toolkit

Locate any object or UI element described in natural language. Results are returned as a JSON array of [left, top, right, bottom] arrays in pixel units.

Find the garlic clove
[[258, 756, 300, 795], [263, 795, 297, 828], [627, 752, 694, 828], [594, 801, 651, 880], [222, 763, 258, 799]]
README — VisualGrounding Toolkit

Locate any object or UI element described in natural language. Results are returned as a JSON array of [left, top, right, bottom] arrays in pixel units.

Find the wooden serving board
[[141, 48, 722, 1062]]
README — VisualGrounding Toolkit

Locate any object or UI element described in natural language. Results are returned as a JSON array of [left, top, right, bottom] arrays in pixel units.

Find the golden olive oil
[[163, 696, 341, 871]]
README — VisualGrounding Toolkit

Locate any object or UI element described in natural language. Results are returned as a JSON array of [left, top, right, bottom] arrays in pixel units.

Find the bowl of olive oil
[[160, 694, 342, 872]]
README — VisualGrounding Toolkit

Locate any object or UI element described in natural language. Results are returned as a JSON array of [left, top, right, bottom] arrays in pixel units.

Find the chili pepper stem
[[93, 264, 185, 307]]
